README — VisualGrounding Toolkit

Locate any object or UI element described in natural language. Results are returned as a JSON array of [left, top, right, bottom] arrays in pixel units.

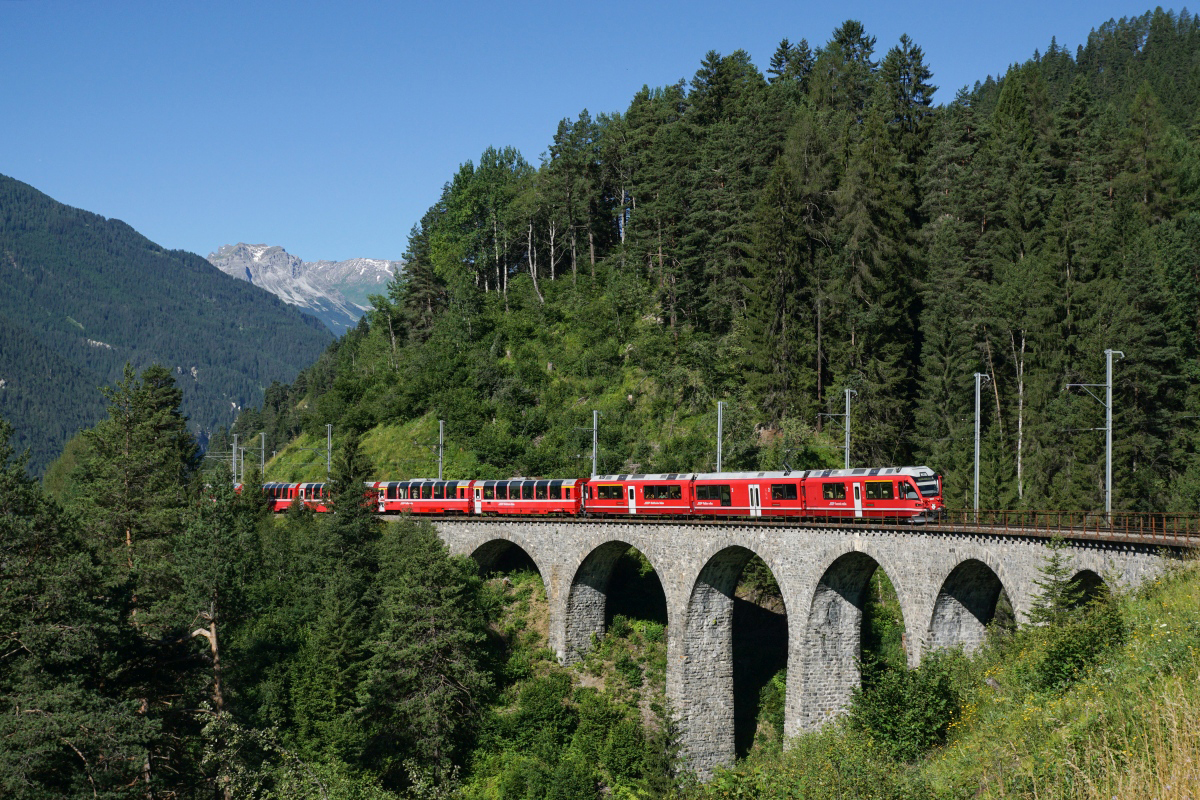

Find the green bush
[[1015, 596, 1126, 693], [756, 669, 787, 747], [848, 651, 960, 762]]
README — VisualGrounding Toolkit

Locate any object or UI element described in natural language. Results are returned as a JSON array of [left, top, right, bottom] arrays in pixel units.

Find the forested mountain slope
[[236, 9, 1200, 513], [0, 174, 332, 474]]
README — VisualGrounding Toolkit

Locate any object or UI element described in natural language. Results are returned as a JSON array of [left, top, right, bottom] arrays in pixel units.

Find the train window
[[822, 482, 847, 500], [865, 481, 893, 500], [421, 484, 432, 499], [645, 484, 682, 499], [697, 485, 731, 504], [523, 484, 534, 500], [900, 482, 919, 500], [770, 484, 798, 500], [433, 484, 444, 500], [536, 485, 547, 500], [494, 484, 507, 500], [549, 485, 562, 500], [597, 485, 622, 500], [483, 486, 495, 500], [564, 487, 572, 499]]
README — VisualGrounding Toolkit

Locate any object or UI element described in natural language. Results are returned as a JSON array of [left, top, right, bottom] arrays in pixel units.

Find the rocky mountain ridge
[[207, 243, 401, 333]]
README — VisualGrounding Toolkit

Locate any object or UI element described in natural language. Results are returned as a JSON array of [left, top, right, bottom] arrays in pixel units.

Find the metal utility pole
[[592, 410, 599, 477], [817, 388, 857, 469], [1066, 349, 1125, 521], [716, 401, 726, 472], [326, 423, 332, 481], [438, 419, 444, 481], [260, 432, 265, 479], [843, 389, 856, 469], [231, 434, 238, 484], [239, 447, 245, 485], [1105, 349, 1124, 519], [974, 372, 990, 518]]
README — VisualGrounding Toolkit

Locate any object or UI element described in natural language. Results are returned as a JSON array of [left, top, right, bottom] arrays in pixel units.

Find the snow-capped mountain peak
[[207, 243, 402, 334]]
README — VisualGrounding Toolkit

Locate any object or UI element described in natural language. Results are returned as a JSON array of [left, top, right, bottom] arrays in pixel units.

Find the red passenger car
[[472, 478, 584, 515], [691, 472, 805, 518], [376, 479, 472, 514], [583, 474, 694, 516], [262, 481, 298, 512]]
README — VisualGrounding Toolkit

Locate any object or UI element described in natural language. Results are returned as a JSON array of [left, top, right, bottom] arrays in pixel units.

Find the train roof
[[590, 473, 696, 481], [475, 477, 582, 486], [592, 467, 939, 482]]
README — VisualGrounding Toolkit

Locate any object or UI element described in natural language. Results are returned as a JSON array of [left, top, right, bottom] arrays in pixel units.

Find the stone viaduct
[[432, 518, 1167, 777]]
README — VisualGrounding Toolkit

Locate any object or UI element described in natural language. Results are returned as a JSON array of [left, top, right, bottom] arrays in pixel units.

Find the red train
[[260, 466, 943, 523]]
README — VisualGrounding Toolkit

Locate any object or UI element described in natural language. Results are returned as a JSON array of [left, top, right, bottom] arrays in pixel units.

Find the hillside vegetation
[[0, 174, 331, 474], [233, 9, 1200, 514]]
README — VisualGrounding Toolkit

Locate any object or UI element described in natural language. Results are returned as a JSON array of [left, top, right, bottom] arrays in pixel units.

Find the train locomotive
[[262, 466, 943, 523]]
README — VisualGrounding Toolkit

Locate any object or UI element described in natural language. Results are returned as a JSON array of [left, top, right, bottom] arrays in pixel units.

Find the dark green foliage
[[0, 417, 154, 798], [849, 651, 960, 762], [861, 569, 907, 669], [357, 519, 493, 792], [0, 174, 330, 475]]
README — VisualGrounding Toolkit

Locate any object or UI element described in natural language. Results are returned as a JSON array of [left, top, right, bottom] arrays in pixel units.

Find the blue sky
[[0, 0, 1157, 262]]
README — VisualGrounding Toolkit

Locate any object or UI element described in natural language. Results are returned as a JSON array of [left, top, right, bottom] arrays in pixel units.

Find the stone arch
[[469, 537, 547, 579], [795, 549, 913, 730], [928, 558, 1011, 654], [562, 540, 667, 664], [677, 545, 784, 774]]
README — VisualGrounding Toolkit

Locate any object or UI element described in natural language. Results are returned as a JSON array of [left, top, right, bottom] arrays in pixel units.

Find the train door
[[852, 483, 863, 518], [628, 486, 637, 515], [473, 486, 482, 515], [749, 485, 762, 517]]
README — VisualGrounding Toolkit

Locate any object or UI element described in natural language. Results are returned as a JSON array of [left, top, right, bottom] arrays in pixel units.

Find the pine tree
[[72, 363, 200, 624], [1026, 537, 1086, 626], [357, 519, 492, 792], [0, 417, 155, 797]]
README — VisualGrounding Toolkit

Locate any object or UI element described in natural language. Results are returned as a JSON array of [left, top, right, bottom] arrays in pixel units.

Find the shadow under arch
[[563, 540, 667, 664], [470, 538, 545, 581], [679, 545, 788, 767], [928, 558, 1012, 655], [1070, 569, 1109, 605], [797, 550, 907, 730]]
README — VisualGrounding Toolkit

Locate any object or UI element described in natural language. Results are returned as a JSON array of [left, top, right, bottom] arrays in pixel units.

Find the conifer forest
[[8, 9, 1200, 800]]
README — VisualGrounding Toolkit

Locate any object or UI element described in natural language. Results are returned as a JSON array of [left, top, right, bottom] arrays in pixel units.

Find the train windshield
[[915, 476, 940, 497]]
